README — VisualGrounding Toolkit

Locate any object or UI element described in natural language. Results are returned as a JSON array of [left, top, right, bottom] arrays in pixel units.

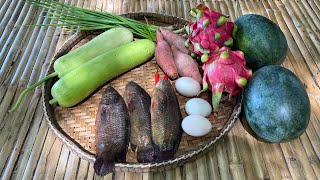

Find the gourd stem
[[9, 72, 58, 113], [49, 99, 58, 105]]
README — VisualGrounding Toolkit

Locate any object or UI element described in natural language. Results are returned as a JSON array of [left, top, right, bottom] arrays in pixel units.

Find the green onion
[[27, 0, 158, 41]]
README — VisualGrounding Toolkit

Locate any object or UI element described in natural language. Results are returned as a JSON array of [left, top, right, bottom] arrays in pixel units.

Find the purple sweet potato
[[155, 31, 178, 79], [160, 27, 189, 54], [171, 46, 202, 84]]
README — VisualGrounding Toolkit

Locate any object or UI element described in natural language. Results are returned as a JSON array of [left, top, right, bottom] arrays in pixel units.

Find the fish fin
[[94, 156, 115, 176], [137, 146, 155, 163], [130, 142, 137, 152]]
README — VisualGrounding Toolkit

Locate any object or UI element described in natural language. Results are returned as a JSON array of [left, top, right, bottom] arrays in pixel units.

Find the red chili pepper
[[155, 73, 160, 84], [164, 74, 169, 80], [155, 65, 160, 84]]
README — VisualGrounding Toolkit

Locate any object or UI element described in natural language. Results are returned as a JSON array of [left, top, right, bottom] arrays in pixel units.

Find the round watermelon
[[242, 65, 310, 143], [233, 14, 288, 71]]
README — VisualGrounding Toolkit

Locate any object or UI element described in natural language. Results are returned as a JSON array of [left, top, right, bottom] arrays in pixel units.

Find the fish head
[[124, 81, 143, 98], [155, 79, 172, 92], [151, 91, 168, 113], [101, 86, 122, 105], [125, 81, 140, 92], [124, 81, 150, 111], [151, 80, 175, 113]]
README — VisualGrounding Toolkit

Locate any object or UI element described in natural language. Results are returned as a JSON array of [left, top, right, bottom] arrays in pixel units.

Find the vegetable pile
[[9, 1, 312, 176], [13, 1, 250, 111]]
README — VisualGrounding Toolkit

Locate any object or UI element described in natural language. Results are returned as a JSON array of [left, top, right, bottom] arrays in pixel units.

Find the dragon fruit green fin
[[212, 83, 224, 111]]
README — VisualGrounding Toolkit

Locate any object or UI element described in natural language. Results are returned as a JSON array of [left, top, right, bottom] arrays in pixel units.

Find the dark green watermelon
[[233, 14, 288, 71], [243, 65, 310, 143]]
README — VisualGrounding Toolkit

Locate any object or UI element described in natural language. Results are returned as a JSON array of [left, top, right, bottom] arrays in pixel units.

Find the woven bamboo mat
[[1, 0, 320, 179]]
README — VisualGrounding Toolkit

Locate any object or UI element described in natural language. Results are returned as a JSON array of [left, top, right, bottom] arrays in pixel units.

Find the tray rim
[[41, 12, 242, 172]]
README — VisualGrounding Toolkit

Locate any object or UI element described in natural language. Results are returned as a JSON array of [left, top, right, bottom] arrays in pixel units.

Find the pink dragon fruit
[[202, 47, 252, 111], [185, 4, 235, 62]]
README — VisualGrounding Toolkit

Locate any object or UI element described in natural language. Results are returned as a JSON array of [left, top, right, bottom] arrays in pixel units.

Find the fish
[[124, 81, 155, 163], [94, 86, 130, 176], [150, 79, 183, 161]]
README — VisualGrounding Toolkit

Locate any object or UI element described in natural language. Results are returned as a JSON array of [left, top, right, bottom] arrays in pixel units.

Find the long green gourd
[[9, 27, 134, 112], [54, 27, 134, 77], [50, 39, 155, 107]]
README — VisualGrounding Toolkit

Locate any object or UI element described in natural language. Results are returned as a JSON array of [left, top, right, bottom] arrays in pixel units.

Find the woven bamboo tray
[[42, 12, 242, 173]]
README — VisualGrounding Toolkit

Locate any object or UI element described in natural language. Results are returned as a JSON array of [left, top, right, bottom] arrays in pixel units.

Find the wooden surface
[[1, 0, 320, 179]]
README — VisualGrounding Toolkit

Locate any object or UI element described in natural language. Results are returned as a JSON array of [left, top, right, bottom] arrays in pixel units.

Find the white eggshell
[[181, 115, 212, 137], [185, 98, 212, 117], [175, 77, 201, 97]]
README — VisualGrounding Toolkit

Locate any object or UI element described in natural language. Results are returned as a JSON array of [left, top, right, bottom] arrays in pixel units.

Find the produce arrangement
[[10, 0, 311, 177]]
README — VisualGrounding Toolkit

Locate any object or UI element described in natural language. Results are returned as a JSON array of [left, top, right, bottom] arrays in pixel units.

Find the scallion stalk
[[27, 0, 158, 41]]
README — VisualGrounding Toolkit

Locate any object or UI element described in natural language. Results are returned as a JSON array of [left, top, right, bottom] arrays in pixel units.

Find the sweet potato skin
[[155, 31, 178, 79], [171, 46, 202, 84], [160, 27, 189, 54]]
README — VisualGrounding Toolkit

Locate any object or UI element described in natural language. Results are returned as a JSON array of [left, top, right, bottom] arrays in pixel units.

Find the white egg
[[175, 77, 201, 97], [185, 98, 212, 117], [181, 115, 212, 137]]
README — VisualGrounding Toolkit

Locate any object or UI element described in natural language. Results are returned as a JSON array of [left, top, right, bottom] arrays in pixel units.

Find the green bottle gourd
[[9, 27, 134, 112], [54, 27, 134, 77], [49, 39, 155, 107]]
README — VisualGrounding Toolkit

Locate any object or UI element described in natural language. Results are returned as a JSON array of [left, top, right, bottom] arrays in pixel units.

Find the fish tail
[[94, 156, 115, 176], [155, 145, 175, 162], [156, 151, 175, 162], [137, 146, 155, 163], [116, 147, 128, 163]]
